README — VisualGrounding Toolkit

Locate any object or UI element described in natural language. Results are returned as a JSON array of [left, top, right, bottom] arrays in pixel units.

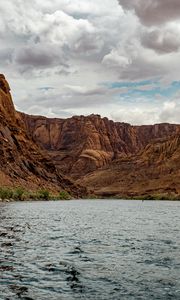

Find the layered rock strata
[[79, 134, 180, 198], [21, 113, 179, 178]]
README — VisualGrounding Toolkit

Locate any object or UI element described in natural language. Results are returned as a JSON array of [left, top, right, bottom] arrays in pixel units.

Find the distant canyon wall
[[20, 113, 180, 178]]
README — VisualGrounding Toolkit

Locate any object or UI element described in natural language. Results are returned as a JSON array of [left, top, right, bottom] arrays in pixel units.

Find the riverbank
[[0, 187, 71, 201], [94, 190, 180, 201], [0, 185, 179, 202]]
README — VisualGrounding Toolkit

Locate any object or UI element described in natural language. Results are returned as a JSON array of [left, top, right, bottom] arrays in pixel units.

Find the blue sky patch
[[105, 79, 157, 89], [104, 80, 180, 100]]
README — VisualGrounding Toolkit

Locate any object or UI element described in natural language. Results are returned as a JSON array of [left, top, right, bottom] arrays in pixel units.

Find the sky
[[0, 0, 180, 125]]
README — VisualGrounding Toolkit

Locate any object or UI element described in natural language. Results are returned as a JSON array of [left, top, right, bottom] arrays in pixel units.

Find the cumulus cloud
[[110, 0, 180, 84], [102, 41, 174, 80], [0, 1, 101, 71], [103, 49, 131, 68], [118, 0, 180, 26], [0, 0, 180, 125], [111, 107, 159, 125], [111, 99, 180, 125]]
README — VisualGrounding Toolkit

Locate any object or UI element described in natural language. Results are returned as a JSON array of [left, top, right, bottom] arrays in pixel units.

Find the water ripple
[[0, 200, 180, 300]]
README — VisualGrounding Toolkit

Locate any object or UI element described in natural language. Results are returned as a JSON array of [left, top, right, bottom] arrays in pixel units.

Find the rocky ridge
[[0, 75, 86, 197]]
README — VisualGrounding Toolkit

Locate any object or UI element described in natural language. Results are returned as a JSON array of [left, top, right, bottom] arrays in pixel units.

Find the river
[[0, 200, 180, 299]]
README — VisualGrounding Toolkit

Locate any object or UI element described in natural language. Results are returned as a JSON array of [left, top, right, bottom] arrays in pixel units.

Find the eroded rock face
[[21, 113, 180, 178], [80, 134, 180, 198], [0, 75, 86, 197]]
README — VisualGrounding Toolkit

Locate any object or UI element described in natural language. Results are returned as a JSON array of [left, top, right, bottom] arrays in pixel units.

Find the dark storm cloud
[[14, 45, 69, 72], [141, 29, 180, 54], [15, 48, 56, 67], [118, 0, 180, 26]]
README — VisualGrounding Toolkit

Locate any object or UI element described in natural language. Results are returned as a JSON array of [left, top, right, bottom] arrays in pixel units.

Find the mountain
[[21, 113, 179, 179], [0, 74, 86, 197]]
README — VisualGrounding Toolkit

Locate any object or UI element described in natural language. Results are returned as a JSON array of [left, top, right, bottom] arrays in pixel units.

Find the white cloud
[[103, 49, 131, 68], [111, 107, 159, 125], [159, 99, 180, 123], [0, 0, 179, 125], [111, 99, 180, 125]]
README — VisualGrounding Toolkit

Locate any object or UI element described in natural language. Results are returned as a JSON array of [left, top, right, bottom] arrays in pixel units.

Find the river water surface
[[0, 200, 180, 300]]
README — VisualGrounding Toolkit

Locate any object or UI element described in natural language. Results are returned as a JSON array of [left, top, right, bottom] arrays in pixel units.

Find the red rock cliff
[[80, 134, 180, 198], [20, 113, 180, 178], [0, 75, 86, 197]]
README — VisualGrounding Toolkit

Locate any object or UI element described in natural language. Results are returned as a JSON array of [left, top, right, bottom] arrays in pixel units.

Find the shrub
[[38, 189, 50, 200], [26, 192, 38, 200], [13, 187, 25, 200], [0, 187, 13, 200], [58, 190, 71, 200]]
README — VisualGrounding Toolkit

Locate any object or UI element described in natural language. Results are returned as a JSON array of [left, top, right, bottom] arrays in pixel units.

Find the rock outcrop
[[0, 75, 86, 197], [79, 134, 180, 198], [20, 113, 179, 178], [0, 74, 16, 121]]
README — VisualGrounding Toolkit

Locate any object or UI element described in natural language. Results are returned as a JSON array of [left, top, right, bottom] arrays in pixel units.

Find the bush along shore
[[0, 187, 71, 202], [0, 187, 179, 202]]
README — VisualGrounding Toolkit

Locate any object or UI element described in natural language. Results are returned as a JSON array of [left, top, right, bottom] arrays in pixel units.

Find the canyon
[[0, 74, 180, 198]]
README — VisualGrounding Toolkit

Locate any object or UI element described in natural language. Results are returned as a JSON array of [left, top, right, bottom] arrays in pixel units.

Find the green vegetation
[[0, 186, 72, 201], [13, 187, 25, 200], [0, 186, 179, 201], [0, 187, 13, 200], [37, 189, 50, 200], [58, 190, 71, 200]]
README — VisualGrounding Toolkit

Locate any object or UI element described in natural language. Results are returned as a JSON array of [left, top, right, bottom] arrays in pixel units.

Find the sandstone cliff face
[[21, 113, 180, 178], [80, 134, 180, 198], [0, 75, 86, 197]]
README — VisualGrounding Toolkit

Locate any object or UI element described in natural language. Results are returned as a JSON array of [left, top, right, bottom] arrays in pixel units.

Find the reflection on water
[[0, 200, 180, 300]]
